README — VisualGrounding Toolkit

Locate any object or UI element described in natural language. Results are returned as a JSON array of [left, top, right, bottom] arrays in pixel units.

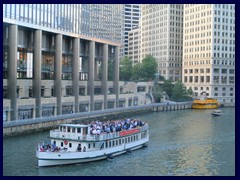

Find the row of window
[[185, 68, 209, 73], [189, 86, 234, 92], [3, 4, 122, 43], [184, 76, 234, 84], [64, 133, 146, 150], [184, 53, 235, 59], [4, 100, 135, 121]]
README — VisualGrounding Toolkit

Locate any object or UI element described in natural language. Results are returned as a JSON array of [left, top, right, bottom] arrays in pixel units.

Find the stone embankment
[[3, 102, 192, 137]]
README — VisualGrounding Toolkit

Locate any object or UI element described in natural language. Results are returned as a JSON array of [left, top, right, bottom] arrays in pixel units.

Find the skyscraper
[[183, 4, 235, 105], [141, 4, 184, 81], [128, 27, 141, 65], [3, 4, 133, 121], [120, 4, 141, 59]]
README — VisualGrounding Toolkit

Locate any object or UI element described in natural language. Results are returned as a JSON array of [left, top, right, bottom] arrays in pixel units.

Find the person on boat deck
[[83, 146, 86, 152], [77, 144, 82, 152], [52, 141, 56, 151]]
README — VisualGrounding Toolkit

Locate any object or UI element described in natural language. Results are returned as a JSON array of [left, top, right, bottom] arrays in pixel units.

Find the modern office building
[[3, 4, 140, 121], [128, 27, 141, 65], [140, 4, 184, 81], [182, 4, 235, 105], [120, 4, 141, 59]]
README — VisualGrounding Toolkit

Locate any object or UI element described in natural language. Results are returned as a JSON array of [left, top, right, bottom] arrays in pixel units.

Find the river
[[3, 107, 235, 176]]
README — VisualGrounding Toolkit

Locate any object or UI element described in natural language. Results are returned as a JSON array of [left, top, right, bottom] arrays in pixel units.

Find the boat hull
[[37, 137, 148, 167], [212, 113, 222, 116], [192, 104, 219, 109]]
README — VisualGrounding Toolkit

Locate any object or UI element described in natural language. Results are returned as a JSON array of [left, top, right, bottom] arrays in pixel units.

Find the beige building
[[182, 4, 235, 105], [120, 4, 141, 59], [128, 27, 141, 65], [140, 4, 184, 81]]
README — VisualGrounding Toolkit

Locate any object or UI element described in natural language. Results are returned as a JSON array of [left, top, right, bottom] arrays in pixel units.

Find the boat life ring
[[64, 140, 68, 145]]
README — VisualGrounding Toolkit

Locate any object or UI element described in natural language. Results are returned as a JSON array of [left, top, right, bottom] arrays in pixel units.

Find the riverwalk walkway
[[3, 102, 192, 136]]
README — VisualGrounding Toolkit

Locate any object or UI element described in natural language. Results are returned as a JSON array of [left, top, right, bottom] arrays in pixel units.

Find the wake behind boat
[[36, 118, 149, 167]]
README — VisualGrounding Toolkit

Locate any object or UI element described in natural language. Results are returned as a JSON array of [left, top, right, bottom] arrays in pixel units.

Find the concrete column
[[8, 24, 18, 120], [55, 34, 62, 115], [73, 38, 80, 113], [113, 46, 119, 108], [88, 41, 95, 111], [102, 44, 108, 109], [33, 29, 42, 118]]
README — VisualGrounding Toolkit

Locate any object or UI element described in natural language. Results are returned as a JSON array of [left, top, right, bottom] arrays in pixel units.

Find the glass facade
[[3, 4, 123, 43]]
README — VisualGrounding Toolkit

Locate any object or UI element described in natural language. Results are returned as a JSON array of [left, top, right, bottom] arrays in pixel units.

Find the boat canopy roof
[[59, 124, 90, 128]]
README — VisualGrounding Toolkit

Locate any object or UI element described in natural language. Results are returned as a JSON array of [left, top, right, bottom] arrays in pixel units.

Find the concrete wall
[[3, 102, 192, 137]]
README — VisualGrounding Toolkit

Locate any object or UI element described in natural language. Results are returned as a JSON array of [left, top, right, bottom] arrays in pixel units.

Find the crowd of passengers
[[90, 118, 146, 135]]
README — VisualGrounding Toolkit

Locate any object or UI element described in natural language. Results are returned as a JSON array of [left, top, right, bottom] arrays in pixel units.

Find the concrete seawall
[[3, 102, 192, 137]]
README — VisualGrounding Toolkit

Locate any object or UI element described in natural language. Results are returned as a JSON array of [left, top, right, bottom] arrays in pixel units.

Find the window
[[221, 69, 227, 74], [214, 69, 219, 74], [66, 86, 72, 96], [18, 108, 33, 120]]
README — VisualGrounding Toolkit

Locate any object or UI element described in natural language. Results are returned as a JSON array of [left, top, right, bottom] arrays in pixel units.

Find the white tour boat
[[36, 119, 149, 167], [211, 109, 222, 116]]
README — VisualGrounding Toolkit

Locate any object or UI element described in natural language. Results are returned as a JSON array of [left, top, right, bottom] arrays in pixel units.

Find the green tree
[[152, 84, 163, 102], [162, 79, 174, 98], [132, 63, 142, 81], [172, 81, 186, 101], [187, 87, 193, 96], [119, 56, 133, 81], [141, 55, 158, 81]]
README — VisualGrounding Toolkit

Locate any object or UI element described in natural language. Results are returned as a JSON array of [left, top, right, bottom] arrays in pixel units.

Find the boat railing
[[49, 123, 148, 141]]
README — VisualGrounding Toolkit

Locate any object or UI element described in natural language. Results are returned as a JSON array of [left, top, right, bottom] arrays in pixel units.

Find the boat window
[[134, 136, 136, 141], [122, 139, 124, 144], [93, 143, 95, 148], [119, 139, 121, 145], [72, 128, 75, 133], [131, 136, 133, 142], [60, 126, 62, 132], [67, 127, 71, 132], [128, 137, 130, 142], [109, 141, 111, 147], [88, 143, 90, 149], [113, 140, 115, 146], [105, 141, 108, 148], [116, 140, 118, 146], [77, 128, 81, 133], [69, 143, 72, 148], [125, 138, 127, 143], [61, 142, 63, 147], [136, 135, 138, 140]]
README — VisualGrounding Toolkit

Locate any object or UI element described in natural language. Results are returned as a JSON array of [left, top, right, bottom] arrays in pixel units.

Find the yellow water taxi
[[192, 98, 221, 109]]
